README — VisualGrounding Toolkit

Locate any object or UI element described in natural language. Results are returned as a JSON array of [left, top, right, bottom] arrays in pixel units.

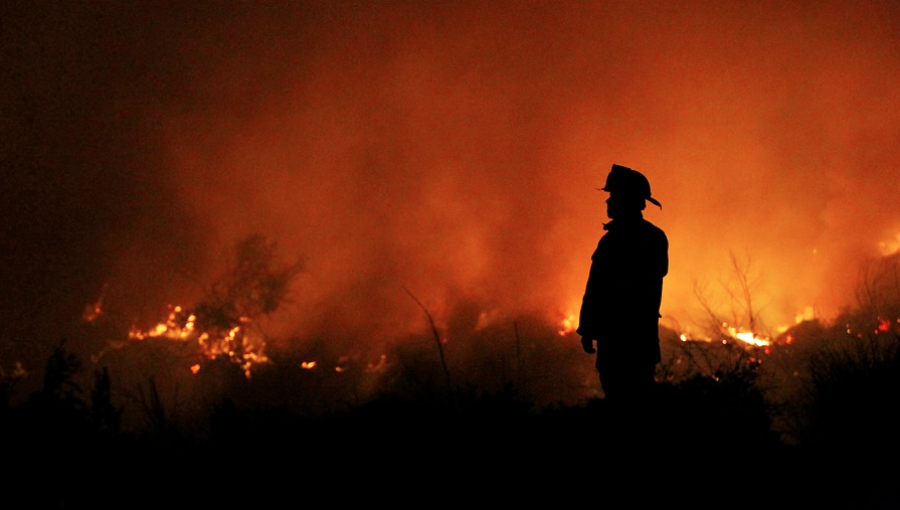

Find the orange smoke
[[148, 1, 900, 345], [4, 1, 900, 378]]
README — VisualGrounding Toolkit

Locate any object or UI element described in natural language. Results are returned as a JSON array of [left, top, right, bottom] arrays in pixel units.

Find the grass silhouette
[[3, 322, 900, 508]]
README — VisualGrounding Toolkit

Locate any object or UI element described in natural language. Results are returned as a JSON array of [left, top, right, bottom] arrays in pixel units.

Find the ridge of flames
[[557, 309, 775, 348], [724, 324, 772, 347], [127, 304, 269, 378]]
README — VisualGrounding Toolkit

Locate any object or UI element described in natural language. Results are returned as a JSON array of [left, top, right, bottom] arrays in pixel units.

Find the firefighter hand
[[581, 336, 596, 354]]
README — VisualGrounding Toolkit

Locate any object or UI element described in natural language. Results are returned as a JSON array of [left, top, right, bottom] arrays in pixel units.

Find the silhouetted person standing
[[578, 164, 668, 410]]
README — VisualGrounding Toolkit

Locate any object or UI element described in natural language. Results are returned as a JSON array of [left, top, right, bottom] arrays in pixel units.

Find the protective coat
[[577, 215, 668, 366]]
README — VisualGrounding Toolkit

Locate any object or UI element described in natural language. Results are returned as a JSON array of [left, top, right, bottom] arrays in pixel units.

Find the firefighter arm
[[580, 336, 596, 354]]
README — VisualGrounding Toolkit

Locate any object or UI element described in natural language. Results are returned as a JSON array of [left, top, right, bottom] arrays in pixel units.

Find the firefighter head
[[599, 164, 661, 219]]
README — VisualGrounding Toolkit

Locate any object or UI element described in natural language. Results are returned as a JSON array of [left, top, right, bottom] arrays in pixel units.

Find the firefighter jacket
[[577, 214, 668, 364]]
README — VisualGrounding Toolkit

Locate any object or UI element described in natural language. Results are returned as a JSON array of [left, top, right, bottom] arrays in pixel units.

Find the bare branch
[[403, 286, 452, 394]]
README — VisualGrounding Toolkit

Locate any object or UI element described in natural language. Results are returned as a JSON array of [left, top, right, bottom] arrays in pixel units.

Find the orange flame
[[725, 324, 771, 347], [127, 304, 269, 377], [557, 309, 578, 336]]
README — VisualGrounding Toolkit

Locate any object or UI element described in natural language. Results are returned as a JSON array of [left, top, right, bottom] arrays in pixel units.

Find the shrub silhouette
[[799, 334, 900, 455], [656, 358, 781, 453], [13, 339, 123, 453], [6, 321, 900, 506]]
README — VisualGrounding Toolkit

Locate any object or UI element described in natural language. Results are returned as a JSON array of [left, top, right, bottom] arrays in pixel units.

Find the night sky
[[3, 0, 900, 378]]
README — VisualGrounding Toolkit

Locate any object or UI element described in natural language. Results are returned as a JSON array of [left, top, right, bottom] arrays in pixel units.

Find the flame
[[127, 304, 270, 377], [82, 283, 107, 322], [729, 328, 771, 347], [878, 233, 900, 257], [723, 324, 771, 347], [558, 310, 578, 336], [795, 306, 816, 324]]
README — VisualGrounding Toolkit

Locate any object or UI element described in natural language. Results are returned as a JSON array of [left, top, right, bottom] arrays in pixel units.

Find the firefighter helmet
[[598, 164, 662, 208]]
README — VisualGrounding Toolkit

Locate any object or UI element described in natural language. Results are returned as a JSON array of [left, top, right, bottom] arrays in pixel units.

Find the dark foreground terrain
[[5, 329, 900, 509], [4, 377, 899, 509]]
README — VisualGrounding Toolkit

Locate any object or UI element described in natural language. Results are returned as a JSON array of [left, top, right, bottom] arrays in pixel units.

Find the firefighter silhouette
[[578, 164, 668, 408]]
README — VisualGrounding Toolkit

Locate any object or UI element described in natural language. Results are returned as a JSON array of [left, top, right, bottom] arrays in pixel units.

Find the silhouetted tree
[[192, 234, 303, 370]]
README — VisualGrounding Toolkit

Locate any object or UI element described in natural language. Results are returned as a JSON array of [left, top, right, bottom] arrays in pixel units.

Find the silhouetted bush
[[799, 334, 900, 455], [7, 326, 900, 507]]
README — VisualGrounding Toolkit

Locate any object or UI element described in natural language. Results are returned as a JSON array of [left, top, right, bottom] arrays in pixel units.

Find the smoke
[[3, 1, 900, 377]]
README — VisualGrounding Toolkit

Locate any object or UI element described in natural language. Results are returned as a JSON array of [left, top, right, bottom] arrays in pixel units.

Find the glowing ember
[[301, 361, 316, 369], [83, 283, 107, 322], [83, 301, 103, 322], [366, 354, 388, 373]]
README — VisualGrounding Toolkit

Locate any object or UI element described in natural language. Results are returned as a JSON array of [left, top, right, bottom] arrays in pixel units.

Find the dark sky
[[3, 0, 900, 372]]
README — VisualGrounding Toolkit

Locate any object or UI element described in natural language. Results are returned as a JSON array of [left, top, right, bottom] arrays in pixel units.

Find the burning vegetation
[[3, 238, 900, 507], [96, 235, 302, 379], [5, 1, 900, 505]]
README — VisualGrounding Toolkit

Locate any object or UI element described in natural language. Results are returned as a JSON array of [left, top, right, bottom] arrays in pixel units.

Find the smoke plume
[[3, 1, 900, 382]]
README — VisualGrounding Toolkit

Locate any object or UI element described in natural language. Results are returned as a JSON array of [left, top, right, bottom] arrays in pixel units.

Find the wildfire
[[720, 322, 771, 347], [127, 304, 269, 377], [727, 326, 771, 347], [128, 305, 195, 341], [679, 324, 773, 347]]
